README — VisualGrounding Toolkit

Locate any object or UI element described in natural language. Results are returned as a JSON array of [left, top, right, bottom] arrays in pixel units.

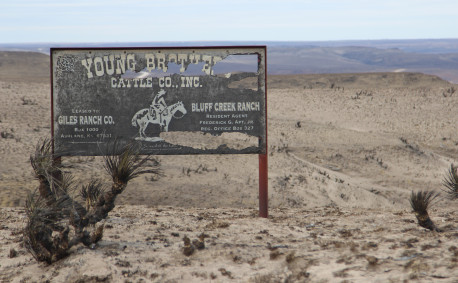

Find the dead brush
[[23, 138, 161, 264], [409, 191, 441, 232]]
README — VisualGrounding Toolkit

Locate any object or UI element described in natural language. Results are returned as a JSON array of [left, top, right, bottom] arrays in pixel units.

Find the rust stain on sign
[[51, 47, 266, 156]]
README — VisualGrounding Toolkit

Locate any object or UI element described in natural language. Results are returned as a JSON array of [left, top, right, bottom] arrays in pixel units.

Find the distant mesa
[[2, 39, 458, 83]]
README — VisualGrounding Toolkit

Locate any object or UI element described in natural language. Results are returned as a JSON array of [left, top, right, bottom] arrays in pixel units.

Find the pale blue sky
[[1, 0, 457, 43]]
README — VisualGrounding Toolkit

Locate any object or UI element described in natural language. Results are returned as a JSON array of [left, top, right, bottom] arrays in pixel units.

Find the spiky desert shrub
[[23, 138, 161, 264], [442, 164, 458, 200], [409, 163, 458, 232], [409, 190, 440, 232], [80, 179, 104, 210]]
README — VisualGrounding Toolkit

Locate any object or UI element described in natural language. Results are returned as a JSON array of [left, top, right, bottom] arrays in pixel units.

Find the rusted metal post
[[259, 47, 268, 218], [259, 153, 268, 218]]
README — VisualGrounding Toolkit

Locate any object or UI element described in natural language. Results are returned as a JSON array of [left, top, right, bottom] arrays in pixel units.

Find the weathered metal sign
[[51, 47, 267, 156]]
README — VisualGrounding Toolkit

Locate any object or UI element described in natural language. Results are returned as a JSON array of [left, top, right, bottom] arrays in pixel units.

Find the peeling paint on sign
[[160, 131, 259, 150], [51, 47, 267, 156]]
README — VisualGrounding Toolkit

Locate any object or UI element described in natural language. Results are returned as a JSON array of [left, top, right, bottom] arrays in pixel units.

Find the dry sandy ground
[[1, 206, 457, 282], [1, 70, 458, 282]]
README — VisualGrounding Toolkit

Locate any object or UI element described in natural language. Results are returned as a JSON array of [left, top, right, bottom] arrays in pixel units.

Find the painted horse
[[131, 101, 187, 139]]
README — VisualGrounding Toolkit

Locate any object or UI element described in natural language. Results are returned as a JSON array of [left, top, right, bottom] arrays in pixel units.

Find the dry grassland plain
[[0, 52, 457, 282]]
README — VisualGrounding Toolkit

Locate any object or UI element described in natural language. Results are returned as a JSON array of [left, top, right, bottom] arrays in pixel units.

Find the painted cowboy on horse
[[150, 89, 168, 121], [131, 89, 187, 139]]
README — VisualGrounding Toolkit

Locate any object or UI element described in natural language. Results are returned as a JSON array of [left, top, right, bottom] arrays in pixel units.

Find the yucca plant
[[30, 138, 56, 178], [23, 189, 72, 263], [29, 138, 60, 204], [82, 142, 161, 225], [442, 164, 458, 200], [24, 138, 161, 263], [80, 179, 104, 210], [103, 141, 157, 187], [409, 190, 441, 232]]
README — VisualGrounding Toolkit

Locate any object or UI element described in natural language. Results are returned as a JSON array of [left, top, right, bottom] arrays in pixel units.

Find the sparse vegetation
[[182, 164, 217, 176], [21, 96, 37, 105], [182, 233, 206, 256], [23, 138, 161, 263], [364, 154, 388, 169], [271, 136, 290, 154], [1, 130, 15, 139], [352, 89, 373, 99], [442, 86, 456, 97], [400, 137, 424, 155]]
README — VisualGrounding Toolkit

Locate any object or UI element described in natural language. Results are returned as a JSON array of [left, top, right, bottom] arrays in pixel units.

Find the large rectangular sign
[[51, 47, 266, 156]]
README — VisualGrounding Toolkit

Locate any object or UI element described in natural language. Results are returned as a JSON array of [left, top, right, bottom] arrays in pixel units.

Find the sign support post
[[259, 153, 268, 218], [258, 52, 268, 218]]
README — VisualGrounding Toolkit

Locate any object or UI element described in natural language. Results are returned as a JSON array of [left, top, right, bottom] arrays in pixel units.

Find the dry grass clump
[[23, 138, 161, 264]]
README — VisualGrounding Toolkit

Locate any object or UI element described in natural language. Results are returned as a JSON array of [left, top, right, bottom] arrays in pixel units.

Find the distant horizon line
[[1, 38, 458, 45]]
